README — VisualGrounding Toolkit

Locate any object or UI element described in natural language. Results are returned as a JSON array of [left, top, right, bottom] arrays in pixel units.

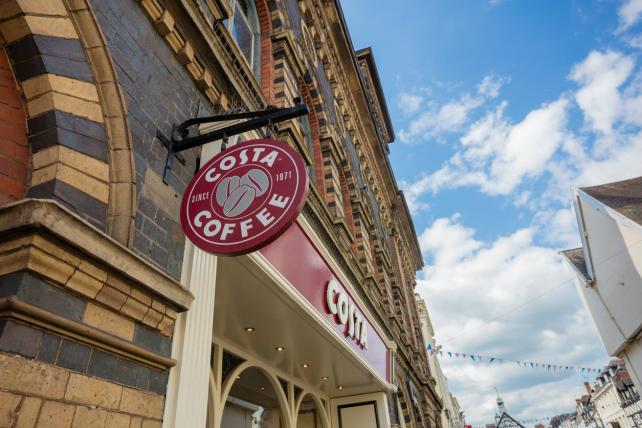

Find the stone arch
[[219, 361, 293, 428], [67, 0, 136, 245], [293, 391, 330, 428], [0, 0, 135, 245]]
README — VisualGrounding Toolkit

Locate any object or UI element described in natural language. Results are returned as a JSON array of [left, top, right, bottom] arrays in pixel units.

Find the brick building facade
[[0, 0, 442, 426]]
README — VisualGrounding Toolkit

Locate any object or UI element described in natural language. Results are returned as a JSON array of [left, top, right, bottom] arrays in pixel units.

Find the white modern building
[[416, 296, 465, 428], [593, 360, 633, 428], [561, 177, 642, 395]]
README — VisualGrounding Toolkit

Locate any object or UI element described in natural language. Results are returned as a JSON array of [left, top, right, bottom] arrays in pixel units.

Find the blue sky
[[343, 0, 642, 423]]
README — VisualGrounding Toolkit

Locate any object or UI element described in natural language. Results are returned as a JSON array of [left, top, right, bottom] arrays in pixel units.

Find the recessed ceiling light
[[275, 346, 285, 351], [321, 376, 328, 380], [244, 327, 255, 332], [302, 363, 310, 368], [260, 386, 265, 390], [338, 386, 343, 390]]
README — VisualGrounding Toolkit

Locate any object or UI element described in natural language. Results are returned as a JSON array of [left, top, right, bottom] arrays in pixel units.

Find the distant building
[[416, 296, 465, 428], [560, 413, 578, 428], [575, 381, 604, 428], [494, 393, 524, 428], [551, 412, 577, 428], [561, 177, 642, 397], [592, 359, 642, 428]]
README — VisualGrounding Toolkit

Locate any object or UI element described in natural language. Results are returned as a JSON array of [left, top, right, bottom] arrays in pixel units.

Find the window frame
[[225, 0, 262, 81]]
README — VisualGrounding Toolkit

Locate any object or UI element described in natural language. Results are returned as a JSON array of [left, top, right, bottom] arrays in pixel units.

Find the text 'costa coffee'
[[180, 139, 309, 255]]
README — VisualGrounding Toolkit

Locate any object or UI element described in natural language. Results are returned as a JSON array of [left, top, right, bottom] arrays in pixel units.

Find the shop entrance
[[221, 366, 285, 427], [204, 229, 396, 427]]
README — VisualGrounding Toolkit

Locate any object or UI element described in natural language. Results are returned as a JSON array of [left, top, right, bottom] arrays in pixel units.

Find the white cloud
[[573, 131, 642, 186], [618, 0, 642, 31], [397, 92, 423, 115], [399, 94, 484, 143], [402, 49, 642, 214], [399, 74, 509, 143], [569, 50, 634, 135], [404, 97, 570, 200], [626, 33, 642, 49], [477, 74, 510, 99], [416, 216, 607, 424]]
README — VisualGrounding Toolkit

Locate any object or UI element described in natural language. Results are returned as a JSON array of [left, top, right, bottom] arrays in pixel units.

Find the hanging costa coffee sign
[[180, 139, 309, 255]]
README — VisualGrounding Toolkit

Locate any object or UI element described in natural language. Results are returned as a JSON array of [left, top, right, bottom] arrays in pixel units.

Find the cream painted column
[[163, 139, 227, 428]]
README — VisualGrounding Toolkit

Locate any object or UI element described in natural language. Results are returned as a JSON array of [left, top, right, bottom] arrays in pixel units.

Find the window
[[225, 0, 261, 80], [298, 115, 315, 181]]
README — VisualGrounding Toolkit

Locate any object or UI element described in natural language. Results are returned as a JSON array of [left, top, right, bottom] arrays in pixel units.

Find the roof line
[[576, 188, 642, 236], [355, 47, 395, 141], [559, 248, 591, 285]]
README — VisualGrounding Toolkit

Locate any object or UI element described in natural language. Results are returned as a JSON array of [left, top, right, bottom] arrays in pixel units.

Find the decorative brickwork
[[0, 47, 29, 205], [0, 353, 165, 427], [256, 0, 275, 103], [0, 1, 112, 230], [0, 199, 191, 426]]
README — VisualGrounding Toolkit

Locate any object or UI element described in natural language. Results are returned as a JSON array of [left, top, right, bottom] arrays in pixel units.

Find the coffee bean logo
[[215, 169, 270, 218], [216, 176, 239, 207], [240, 169, 269, 196], [222, 185, 256, 217]]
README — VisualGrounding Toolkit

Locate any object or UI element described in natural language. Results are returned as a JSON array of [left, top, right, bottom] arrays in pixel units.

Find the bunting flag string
[[427, 344, 601, 373], [468, 415, 568, 428]]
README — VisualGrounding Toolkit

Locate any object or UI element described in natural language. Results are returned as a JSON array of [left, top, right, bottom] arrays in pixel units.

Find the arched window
[[226, 0, 261, 80]]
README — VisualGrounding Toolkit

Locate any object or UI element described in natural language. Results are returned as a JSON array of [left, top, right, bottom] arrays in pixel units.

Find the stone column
[[162, 139, 227, 427]]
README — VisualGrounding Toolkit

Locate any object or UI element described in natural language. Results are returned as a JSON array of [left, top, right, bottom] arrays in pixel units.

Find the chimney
[[584, 382, 592, 394]]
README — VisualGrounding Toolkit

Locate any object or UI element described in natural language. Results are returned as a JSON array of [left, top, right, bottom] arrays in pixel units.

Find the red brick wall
[[257, 0, 274, 104], [338, 166, 355, 236], [299, 80, 324, 198], [0, 47, 28, 205]]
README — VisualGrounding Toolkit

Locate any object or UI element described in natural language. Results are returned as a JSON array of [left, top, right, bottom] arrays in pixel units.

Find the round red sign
[[180, 139, 309, 255]]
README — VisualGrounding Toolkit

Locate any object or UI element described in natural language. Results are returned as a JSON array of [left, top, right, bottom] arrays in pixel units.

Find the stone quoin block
[[37, 400, 76, 427], [65, 373, 123, 409], [119, 387, 164, 419], [0, 353, 69, 399]]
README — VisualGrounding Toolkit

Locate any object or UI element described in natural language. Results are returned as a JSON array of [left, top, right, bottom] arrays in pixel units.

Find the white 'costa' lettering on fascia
[[326, 279, 339, 314], [324, 279, 368, 349]]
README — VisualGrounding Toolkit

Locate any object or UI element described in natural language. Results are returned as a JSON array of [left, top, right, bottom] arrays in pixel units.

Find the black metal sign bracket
[[156, 98, 308, 184]]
